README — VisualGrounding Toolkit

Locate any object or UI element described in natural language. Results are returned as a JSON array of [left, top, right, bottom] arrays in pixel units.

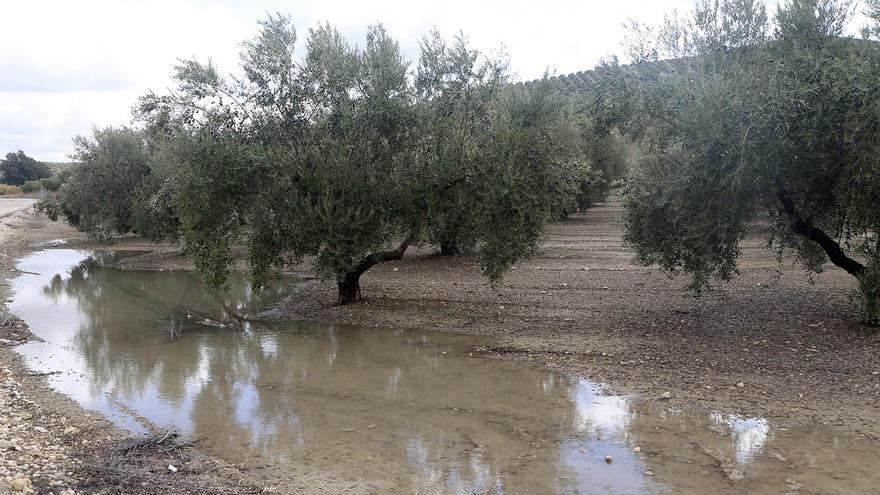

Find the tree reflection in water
[[11, 249, 876, 495]]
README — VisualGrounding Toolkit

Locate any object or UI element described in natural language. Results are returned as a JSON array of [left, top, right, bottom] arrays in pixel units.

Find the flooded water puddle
[[8, 249, 880, 494]]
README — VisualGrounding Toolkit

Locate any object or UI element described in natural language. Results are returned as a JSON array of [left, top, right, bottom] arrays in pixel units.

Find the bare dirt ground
[[101, 200, 880, 441], [1, 199, 879, 491], [0, 199, 36, 219]]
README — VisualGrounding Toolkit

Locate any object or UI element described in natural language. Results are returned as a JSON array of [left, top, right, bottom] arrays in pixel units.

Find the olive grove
[[606, 0, 880, 321]]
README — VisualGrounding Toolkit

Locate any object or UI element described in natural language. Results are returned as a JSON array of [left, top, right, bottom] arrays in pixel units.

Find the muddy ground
[[104, 200, 880, 441], [0, 212, 265, 494], [1, 200, 879, 492]]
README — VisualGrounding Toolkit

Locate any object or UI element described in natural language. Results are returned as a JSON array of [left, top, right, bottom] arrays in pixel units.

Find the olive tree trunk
[[438, 237, 459, 256], [336, 232, 415, 305]]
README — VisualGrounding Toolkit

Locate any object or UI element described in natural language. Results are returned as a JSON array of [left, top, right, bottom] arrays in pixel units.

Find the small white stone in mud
[[736, 382, 745, 388], [632, 446, 641, 453], [62, 426, 79, 436], [366, 424, 377, 429], [644, 470, 655, 476], [168, 464, 178, 473], [604, 455, 613, 464], [9, 477, 31, 491], [33, 427, 47, 433], [0, 440, 9, 450], [339, 427, 357, 433], [658, 391, 671, 400]]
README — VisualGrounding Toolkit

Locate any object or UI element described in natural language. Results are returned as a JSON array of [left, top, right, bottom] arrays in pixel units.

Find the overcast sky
[[0, 0, 832, 161]]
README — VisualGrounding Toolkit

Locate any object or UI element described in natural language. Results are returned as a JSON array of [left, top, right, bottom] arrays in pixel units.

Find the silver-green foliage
[[36, 127, 175, 243], [617, 0, 880, 322], [138, 16, 586, 302]]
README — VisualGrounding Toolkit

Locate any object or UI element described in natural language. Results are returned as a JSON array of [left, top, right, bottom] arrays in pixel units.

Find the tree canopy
[[608, 0, 880, 322], [0, 150, 51, 186], [36, 127, 177, 242], [131, 16, 587, 303]]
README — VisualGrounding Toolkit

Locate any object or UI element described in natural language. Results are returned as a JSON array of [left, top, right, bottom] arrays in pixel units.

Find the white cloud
[[1, 0, 250, 160], [3, 0, 867, 161]]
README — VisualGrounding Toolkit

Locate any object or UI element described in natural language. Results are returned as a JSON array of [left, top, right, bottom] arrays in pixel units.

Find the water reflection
[[9, 249, 879, 494]]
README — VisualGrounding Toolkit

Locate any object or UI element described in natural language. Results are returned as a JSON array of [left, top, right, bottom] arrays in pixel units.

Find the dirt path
[[0, 199, 36, 219]]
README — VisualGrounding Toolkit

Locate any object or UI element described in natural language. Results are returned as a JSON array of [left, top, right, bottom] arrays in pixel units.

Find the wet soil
[[9, 248, 880, 495], [1, 201, 879, 493], [102, 200, 880, 441], [0, 212, 264, 494]]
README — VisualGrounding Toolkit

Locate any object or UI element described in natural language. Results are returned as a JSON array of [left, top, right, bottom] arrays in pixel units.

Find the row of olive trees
[[600, 0, 880, 322], [42, 19, 591, 304]]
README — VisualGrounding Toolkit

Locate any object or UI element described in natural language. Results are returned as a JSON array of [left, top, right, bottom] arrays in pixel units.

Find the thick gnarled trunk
[[335, 231, 415, 305], [337, 274, 362, 305]]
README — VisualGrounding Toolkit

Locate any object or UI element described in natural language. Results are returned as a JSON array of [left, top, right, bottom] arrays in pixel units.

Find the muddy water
[[8, 249, 880, 494]]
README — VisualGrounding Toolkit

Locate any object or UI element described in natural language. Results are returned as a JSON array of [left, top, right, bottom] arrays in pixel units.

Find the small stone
[[632, 446, 641, 453], [736, 382, 745, 388], [9, 477, 32, 491], [63, 426, 80, 436], [769, 452, 788, 462], [20, 413, 33, 420], [604, 455, 613, 464], [658, 391, 672, 400], [644, 470, 655, 476], [168, 464, 178, 473], [34, 426, 48, 433], [339, 427, 357, 433], [0, 339, 14, 346], [0, 440, 9, 450], [366, 424, 377, 429]]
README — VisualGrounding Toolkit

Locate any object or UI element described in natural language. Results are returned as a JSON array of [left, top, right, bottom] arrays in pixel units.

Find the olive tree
[[614, 0, 880, 322], [414, 31, 506, 255], [139, 16, 586, 304], [36, 127, 177, 242]]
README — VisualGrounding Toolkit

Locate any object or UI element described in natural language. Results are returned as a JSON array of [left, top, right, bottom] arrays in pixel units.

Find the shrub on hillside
[[0, 184, 21, 196], [40, 176, 62, 191]]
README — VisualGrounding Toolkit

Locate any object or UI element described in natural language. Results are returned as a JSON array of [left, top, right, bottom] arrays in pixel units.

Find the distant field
[[42, 161, 79, 175]]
